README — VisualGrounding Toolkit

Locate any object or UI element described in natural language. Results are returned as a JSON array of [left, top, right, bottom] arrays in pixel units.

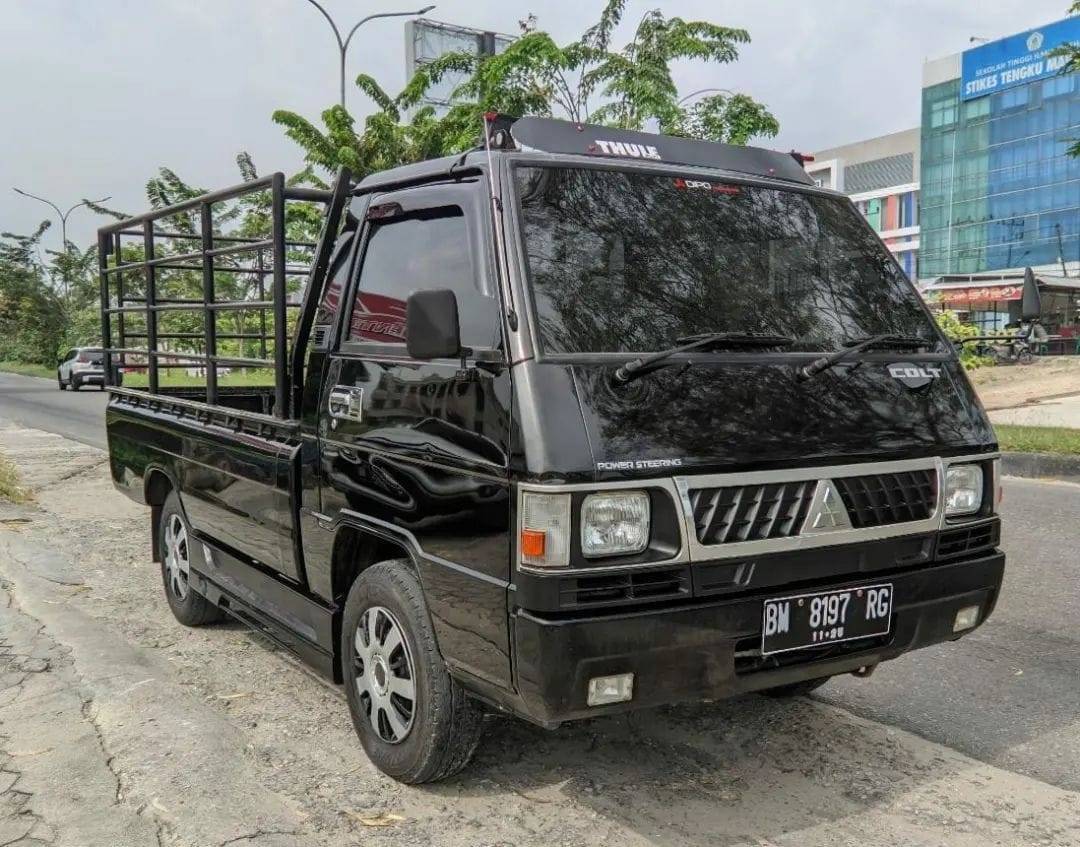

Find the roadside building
[[919, 15, 1080, 297], [808, 129, 921, 280]]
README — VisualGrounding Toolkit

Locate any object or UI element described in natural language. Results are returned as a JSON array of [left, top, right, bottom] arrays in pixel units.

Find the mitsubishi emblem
[[801, 480, 853, 534]]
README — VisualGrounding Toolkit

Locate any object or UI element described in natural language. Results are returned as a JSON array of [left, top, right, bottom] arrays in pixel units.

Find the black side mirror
[[406, 289, 464, 360]]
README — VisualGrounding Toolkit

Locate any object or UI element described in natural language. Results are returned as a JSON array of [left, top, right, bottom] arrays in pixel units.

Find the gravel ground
[[1, 424, 1079, 847], [969, 357, 1080, 410]]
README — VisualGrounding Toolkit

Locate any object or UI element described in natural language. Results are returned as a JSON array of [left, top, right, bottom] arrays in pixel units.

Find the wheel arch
[[144, 466, 179, 562], [329, 517, 425, 683]]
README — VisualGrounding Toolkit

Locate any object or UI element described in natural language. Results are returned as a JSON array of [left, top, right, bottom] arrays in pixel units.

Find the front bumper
[[511, 551, 1004, 725]]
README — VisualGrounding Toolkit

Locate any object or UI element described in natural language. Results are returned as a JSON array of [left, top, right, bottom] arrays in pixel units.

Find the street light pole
[[302, 0, 436, 108], [12, 189, 110, 255], [676, 87, 735, 106], [12, 188, 111, 297]]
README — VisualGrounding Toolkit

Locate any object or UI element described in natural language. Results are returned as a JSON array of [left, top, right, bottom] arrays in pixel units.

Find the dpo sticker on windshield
[[673, 178, 741, 195]]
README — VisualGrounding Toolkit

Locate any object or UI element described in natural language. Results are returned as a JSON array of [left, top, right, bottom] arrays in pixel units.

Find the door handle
[[327, 385, 364, 422]]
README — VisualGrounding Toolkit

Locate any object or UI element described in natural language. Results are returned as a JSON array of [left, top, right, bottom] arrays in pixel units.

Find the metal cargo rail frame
[[98, 170, 351, 419]]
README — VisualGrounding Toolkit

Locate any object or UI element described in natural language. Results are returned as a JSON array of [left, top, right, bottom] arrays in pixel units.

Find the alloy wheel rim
[[163, 514, 190, 601], [353, 606, 416, 744]]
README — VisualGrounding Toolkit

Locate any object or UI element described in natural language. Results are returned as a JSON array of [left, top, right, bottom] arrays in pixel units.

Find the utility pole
[[302, 0, 436, 108], [1054, 222, 1069, 277], [12, 188, 110, 298]]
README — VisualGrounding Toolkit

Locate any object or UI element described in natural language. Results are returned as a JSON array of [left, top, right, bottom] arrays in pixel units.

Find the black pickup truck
[[100, 116, 1004, 783]]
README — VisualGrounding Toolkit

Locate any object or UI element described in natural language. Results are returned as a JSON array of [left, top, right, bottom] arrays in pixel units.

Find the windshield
[[514, 166, 939, 355]]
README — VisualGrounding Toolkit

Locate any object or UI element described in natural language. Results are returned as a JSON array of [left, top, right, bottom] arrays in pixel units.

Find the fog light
[[954, 605, 980, 632], [587, 673, 634, 706]]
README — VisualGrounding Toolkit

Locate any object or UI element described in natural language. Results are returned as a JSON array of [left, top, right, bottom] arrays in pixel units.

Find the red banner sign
[[931, 285, 1023, 304]]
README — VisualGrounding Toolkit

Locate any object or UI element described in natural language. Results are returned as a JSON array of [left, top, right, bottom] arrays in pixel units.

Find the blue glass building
[[920, 16, 1080, 282]]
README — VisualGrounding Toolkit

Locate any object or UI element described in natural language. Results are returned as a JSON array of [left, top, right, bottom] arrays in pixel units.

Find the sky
[[0, 0, 1072, 250]]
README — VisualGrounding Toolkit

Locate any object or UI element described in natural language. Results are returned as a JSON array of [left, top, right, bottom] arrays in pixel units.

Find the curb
[[1001, 451, 1080, 484]]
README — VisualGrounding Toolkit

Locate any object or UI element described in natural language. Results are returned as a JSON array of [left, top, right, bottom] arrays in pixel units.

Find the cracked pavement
[[1, 422, 1079, 846]]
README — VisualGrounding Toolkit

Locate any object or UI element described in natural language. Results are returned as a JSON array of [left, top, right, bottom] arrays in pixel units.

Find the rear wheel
[[761, 676, 832, 698], [70, 374, 80, 391], [57, 371, 66, 390], [342, 561, 484, 783], [159, 491, 221, 626]]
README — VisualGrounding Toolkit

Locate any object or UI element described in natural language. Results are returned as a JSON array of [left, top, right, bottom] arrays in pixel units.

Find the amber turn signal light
[[520, 529, 546, 558]]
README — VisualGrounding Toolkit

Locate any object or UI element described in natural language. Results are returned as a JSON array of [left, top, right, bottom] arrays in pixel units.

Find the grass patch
[[994, 424, 1080, 456], [122, 369, 276, 388], [0, 453, 32, 503], [0, 361, 54, 380]]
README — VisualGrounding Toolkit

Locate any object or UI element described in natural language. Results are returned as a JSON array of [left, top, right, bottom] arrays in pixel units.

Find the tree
[[87, 155, 327, 374], [276, 2, 779, 177], [1054, 1, 1080, 157], [0, 222, 66, 365], [274, 78, 453, 178]]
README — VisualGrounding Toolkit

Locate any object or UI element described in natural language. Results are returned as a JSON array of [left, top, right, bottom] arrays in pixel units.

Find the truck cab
[[101, 117, 1004, 783]]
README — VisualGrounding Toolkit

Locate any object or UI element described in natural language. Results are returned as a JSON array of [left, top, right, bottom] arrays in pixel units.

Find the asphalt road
[[1, 368, 1078, 794], [0, 370, 108, 448], [822, 475, 1080, 792]]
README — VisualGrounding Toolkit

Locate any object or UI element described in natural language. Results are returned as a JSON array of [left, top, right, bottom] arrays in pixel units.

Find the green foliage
[[277, 2, 779, 178], [933, 309, 993, 370], [1, 152, 322, 374], [0, 256, 66, 365], [1053, 2, 1080, 156]]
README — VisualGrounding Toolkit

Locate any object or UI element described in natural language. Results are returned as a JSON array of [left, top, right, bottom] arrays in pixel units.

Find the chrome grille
[[688, 481, 815, 545], [833, 469, 937, 529]]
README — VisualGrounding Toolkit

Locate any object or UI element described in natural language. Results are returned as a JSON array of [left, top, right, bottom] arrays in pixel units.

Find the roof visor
[[507, 116, 814, 186]]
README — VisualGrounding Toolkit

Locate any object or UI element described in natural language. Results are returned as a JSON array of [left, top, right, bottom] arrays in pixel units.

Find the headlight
[[581, 491, 650, 557], [520, 491, 571, 569], [945, 464, 983, 516]]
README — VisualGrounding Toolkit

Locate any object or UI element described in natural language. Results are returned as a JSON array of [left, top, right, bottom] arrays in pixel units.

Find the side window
[[347, 206, 499, 350]]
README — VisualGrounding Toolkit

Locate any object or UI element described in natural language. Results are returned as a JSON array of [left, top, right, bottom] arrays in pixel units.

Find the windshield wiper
[[614, 332, 794, 384], [797, 334, 933, 381]]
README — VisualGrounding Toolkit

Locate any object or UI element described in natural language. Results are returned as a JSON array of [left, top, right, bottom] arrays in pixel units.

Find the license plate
[[761, 584, 893, 656]]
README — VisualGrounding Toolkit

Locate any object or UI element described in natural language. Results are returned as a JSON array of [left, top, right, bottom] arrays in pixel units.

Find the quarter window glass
[[348, 207, 499, 349], [314, 231, 355, 329]]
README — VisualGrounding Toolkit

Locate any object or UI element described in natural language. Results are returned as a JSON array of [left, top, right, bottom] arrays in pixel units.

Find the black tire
[[58, 371, 66, 391], [159, 491, 222, 626], [761, 676, 832, 698], [341, 561, 484, 783], [1018, 348, 1035, 365], [70, 374, 80, 391]]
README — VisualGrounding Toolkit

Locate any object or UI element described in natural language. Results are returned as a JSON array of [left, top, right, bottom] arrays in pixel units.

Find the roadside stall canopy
[[920, 272, 1080, 304], [921, 271, 1080, 349]]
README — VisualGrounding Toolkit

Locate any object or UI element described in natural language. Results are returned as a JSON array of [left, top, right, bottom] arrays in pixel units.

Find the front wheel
[[1018, 347, 1035, 365], [342, 561, 484, 783], [159, 491, 222, 626]]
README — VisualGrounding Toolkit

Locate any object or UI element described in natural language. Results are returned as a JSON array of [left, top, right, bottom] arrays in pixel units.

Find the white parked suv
[[57, 347, 105, 391]]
